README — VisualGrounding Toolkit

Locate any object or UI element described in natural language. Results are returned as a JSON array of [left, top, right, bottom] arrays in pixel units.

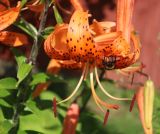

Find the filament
[[95, 67, 131, 101], [90, 68, 119, 111], [57, 64, 87, 105]]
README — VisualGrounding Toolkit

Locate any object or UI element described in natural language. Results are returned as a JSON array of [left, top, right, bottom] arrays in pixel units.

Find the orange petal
[[0, 0, 10, 11], [44, 24, 70, 60], [0, 31, 28, 47], [47, 59, 61, 74], [116, 0, 134, 43], [62, 103, 80, 134], [0, 2, 20, 31], [67, 10, 96, 62], [90, 20, 116, 36], [27, 0, 40, 5], [70, 0, 83, 11], [58, 60, 83, 69], [27, 4, 44, 12]]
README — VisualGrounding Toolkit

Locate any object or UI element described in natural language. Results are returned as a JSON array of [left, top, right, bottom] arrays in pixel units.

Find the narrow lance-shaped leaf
[[53, 6, 63, 24], [14, 18, 38, 39]]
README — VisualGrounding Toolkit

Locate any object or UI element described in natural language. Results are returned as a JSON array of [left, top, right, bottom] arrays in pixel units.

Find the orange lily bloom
[[0, 2, 29, 47], [26, 0, 44, 13], [0, 0, 10, 12], [44, 0, 141, 113]]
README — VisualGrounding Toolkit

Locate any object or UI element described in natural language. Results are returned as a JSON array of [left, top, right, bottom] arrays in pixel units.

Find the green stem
[[10, 1, 50, 133], [29, 0, 50, 64], [10, 77, 31, 134]]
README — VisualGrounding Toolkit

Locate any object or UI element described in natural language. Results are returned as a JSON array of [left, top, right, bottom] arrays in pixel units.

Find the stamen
[[131, 73, 134, 85], [103, 110, 110, 125], [57, 64, 87, 105], [90, 69, 119, 110], [129, 93, 136, 112], [52, 97, 57, 117], [95, 67, 131, 101]]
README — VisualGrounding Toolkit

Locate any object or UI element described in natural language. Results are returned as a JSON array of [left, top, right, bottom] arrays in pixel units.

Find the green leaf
[[53, 6, 63, 24], [30, 73, 49, 86], [42, 26, 54, 39], [0, 109, 5, 122], [0, 77, 17, 90], [25, 100, 40, 114], [20, 0, 27, 8], [0, 120, 13, 134], [12, 49, 33, 86], [19, 110, 61, 133], [14, 18, 38, 39], [0, 99, 11, 107], [12, 49, 25, 67], [17, 130, 27, 134], [17, 63, 32, 86], [0, 90, 10, 98]]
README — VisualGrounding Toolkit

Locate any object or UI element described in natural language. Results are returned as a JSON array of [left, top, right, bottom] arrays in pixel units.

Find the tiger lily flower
[[0, 1, 28, 46], [44, 0, 141, 113]]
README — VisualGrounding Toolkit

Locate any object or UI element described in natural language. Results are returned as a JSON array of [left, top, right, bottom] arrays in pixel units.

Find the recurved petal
[[57, 60, 83, 69], [44, 24, 70, 60], [90, 20, 116, 36], [0, 31, 29, 46], [67, 10, 96, 62], [0, 2, 20, 31], [26, 3, 44, 12], [0, 0, 10, 11]]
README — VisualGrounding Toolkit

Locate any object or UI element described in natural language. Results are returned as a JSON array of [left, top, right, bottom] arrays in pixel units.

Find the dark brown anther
[[52, 97, 57, 117], [103, 110, 110, 125], [129, 93, 136, 112]]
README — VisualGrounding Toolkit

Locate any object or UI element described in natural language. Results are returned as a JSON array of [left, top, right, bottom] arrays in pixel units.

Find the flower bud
[[63, 103, 79, 134], [144, 80, 155, 129]]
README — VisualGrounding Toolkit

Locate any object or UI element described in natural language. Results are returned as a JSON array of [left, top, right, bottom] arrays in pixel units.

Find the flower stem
[[29, 0, 50, 64]]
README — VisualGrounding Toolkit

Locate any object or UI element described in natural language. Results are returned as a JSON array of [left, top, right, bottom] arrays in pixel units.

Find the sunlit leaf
[[17, 63, 32, 86], [30, 73, 49, 86], [25, 100, 40, 114], [12, 49, 32, 86], [19, 110, 61, 133], [0, 99, 11, 107], [0, 109, 5, 122], [0, 31, 29, 47], [0, 120, 13, 134], [17, 130, 27, 134], [20, 0, 27, 8], [53, 6, 63, 24], [0, 77, 17, 90], [0, 90, 10, 98]]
